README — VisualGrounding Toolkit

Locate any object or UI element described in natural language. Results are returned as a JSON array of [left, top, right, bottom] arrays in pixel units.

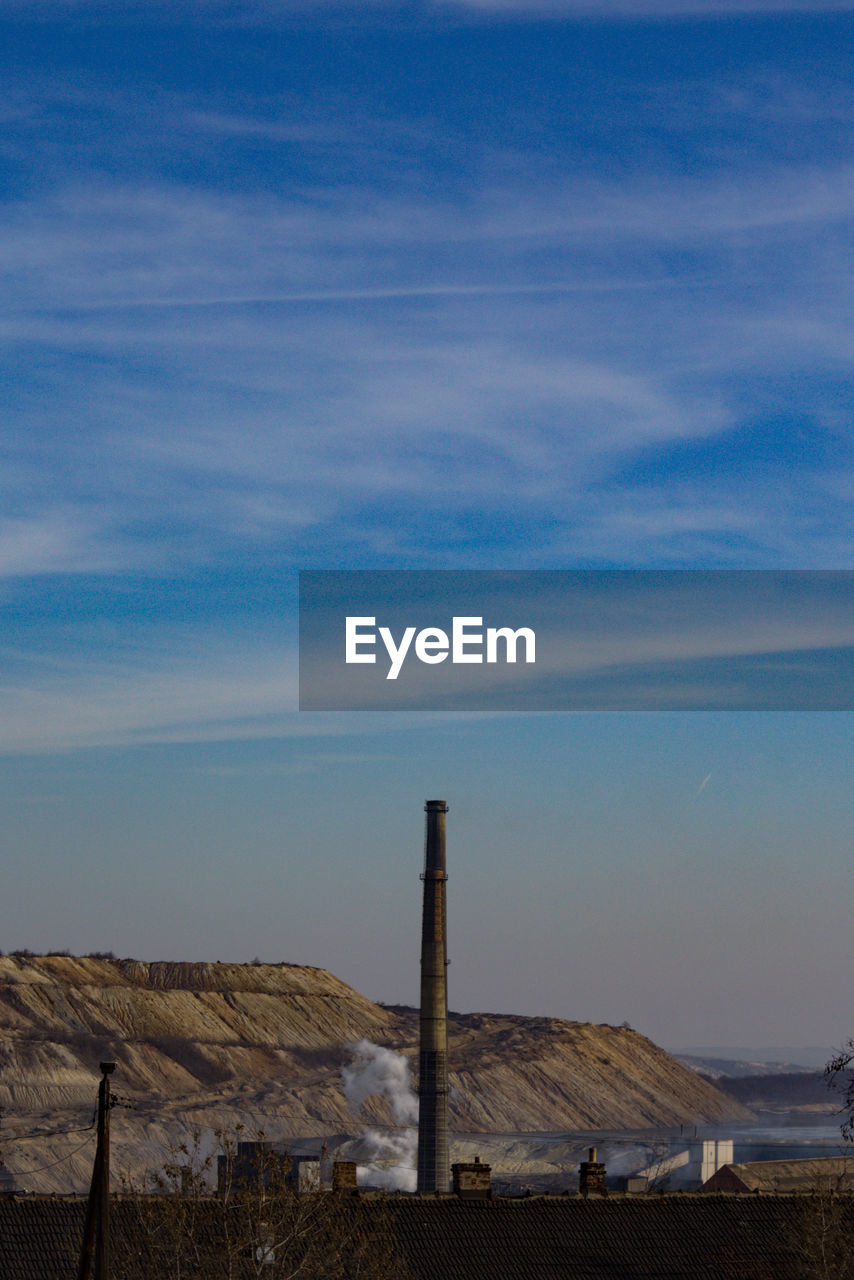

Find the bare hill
[[0, 955, 749, 1192]]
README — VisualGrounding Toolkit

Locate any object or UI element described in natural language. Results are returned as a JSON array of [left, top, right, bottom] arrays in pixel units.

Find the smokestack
[[417, 799, 449, 1194]]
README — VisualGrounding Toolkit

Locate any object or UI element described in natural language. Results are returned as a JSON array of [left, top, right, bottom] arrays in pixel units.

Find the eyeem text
[[345, 616, 536, 680]]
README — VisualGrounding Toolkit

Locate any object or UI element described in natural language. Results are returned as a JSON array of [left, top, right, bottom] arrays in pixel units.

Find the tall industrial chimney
[[417, 799, 450, 1194]]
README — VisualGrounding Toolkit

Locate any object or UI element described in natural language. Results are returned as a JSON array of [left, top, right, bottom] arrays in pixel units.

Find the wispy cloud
[[2, 33, 853, 581], [5, 163, 854, 305], [0, 643, 299, 752], [0, 511, 136, 576]]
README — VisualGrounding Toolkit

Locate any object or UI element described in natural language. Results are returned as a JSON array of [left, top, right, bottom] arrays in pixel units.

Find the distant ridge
[[672, 1046, 833, 1073]]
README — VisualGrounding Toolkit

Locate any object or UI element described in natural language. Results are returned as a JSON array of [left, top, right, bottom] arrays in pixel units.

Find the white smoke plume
[[341, 1039, 418, 1191]]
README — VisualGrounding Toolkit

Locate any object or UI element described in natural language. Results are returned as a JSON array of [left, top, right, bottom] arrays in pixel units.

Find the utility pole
[[77, 1061, 116, 1280]]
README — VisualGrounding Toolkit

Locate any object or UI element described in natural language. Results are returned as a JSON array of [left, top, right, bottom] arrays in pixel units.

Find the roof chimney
[[579, 1148, 607, 1197], [332, 1161, 358, 1192], [452, 1158, 492, 1199]]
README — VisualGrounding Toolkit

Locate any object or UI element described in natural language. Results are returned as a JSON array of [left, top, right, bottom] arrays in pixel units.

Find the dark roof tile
[[2, 1192, 850, 1280]]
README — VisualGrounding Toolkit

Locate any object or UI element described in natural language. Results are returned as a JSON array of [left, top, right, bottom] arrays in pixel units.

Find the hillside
[[0, 954, 750, 1192]]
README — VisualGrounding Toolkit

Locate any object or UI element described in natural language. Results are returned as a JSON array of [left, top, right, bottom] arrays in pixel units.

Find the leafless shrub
[[785, 1174, 854, 1280], [826, 1043, 854, 1143], [115, 1124, 412, 1280]]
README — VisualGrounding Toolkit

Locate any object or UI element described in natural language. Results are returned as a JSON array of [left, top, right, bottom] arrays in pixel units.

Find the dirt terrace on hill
[[0, 955, 750, 1192]]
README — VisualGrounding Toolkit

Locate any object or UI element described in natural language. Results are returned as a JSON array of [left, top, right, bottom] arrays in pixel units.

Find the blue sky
[[2, 1, 853, 1048]]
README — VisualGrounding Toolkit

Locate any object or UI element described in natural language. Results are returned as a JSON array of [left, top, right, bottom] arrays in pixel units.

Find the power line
[[13, 1113, 97, 1141], [14, 1134, 95, 1177]]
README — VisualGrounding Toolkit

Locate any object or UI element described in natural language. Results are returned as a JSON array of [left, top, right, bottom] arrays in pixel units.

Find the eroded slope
[[0, 956, 749, 1192]]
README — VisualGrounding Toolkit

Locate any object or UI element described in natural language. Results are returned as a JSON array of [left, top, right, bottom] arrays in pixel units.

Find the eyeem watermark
[[299, 570, 854, 710], [345, 615, 536, 680]]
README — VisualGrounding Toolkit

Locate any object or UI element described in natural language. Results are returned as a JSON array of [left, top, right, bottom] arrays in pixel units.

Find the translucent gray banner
[[299, 570, 854, 711]]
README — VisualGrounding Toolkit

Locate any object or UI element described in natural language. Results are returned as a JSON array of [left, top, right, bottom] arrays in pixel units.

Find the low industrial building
[[703, 1155, 854, 1194]]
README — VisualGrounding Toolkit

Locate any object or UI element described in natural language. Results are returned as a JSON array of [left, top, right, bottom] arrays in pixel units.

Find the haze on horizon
[[1, 1, 853, 1053]]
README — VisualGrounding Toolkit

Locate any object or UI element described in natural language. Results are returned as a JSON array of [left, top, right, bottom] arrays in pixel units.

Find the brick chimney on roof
[[579, 1147, 607, 1197], [452, 1156, 492, 1199]]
